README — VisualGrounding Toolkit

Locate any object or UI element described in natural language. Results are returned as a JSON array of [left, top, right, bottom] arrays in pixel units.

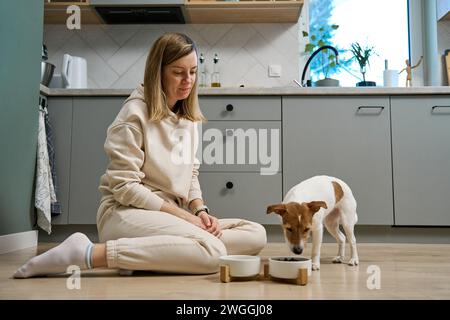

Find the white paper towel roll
[[383, 70, 399, 87]]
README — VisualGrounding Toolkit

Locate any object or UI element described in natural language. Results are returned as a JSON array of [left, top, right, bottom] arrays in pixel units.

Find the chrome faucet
[[301, 45, 340, 87]]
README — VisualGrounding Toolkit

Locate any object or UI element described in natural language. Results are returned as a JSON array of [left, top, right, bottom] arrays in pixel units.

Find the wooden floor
[[1, 242, 450, 299]]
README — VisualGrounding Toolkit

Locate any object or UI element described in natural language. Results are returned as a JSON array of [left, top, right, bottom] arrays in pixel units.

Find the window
[[307, 0, 409, 87]]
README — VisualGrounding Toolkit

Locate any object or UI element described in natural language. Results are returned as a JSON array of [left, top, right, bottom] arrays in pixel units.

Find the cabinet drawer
[[198, 172, 282, 225], [199, 97, 281, 120], [197, 121, 282, 173]]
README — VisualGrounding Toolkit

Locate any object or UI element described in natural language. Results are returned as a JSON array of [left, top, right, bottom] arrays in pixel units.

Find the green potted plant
[[303, 24, 340, 87], [350, 42, 377, 86]]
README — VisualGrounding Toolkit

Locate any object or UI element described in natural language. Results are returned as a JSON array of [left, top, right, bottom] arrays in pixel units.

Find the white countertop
[[40, 84, 450, 97]]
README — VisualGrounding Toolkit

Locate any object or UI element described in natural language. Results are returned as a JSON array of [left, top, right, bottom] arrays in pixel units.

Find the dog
[[267, 175, 359, 271]]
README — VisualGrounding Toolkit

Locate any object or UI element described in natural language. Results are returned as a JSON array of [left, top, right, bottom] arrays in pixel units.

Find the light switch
[[268, 65, 282, 77]]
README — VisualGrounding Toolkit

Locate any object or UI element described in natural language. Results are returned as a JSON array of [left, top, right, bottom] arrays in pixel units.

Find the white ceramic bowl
[[269, 256, 312, 279], [219, 255, 261, 277]]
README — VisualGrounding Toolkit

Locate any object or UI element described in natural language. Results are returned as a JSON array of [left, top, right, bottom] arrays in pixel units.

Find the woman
[[13, 33, 266, 278]]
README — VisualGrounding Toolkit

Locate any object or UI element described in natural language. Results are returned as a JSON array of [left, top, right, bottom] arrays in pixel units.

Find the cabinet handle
[[226, 181, 234, 189], [226, 104, 234, 112], [357, 106, 384, 110], [356, 106, 384, 114], [432, 106, 450, 113]]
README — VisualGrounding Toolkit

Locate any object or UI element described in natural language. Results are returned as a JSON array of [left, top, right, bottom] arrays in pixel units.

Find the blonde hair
[[143, 33, 206, 122]]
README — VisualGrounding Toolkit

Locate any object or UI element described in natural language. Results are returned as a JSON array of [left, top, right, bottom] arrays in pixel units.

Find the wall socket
[[268, 65, 282, 77]]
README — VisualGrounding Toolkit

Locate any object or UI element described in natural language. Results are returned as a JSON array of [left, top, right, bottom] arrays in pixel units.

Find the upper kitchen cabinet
[[43, 0, 303, 24], [438, 0, 450, 21], [184, 0, 303, 23], [44, 0, 103, 24]]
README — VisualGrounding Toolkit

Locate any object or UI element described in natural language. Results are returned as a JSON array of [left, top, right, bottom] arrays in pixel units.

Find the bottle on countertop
[[199, 53, 207, 87], [211, 53, 221, 87]]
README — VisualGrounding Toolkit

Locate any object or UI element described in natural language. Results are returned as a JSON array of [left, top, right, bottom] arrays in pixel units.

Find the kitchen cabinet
[[44, 0, 303, 24], [46, 98, 73, 225], [200, 96, 281, 121], [44, 92, 450, 228], [199, 172, 282, 224], [199, 121, 281, 172], [198, 96, 282, 224], [282, 96, 393, 225], [391, 96, 450, 226], [184, 0, 303, 24], [69, 97, 123, 224], [198, 97, 283, 173]]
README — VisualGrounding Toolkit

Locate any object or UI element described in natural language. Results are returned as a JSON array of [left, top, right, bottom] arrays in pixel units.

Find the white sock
[[13, 232, 93, 278]]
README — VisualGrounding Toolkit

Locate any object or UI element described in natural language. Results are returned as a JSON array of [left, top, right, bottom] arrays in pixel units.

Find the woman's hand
[[198, 212, 222, 238], [161, 201, 207, 230], [184, 214, 207, 230]]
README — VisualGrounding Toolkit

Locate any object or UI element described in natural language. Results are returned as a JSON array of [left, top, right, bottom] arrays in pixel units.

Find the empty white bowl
[[219, 255, 261, 277], [269, 256, 312, 279]]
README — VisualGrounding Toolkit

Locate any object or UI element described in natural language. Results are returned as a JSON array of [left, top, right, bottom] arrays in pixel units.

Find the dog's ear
[[306, 201, 328, 214], [266, 203, 286, 215]]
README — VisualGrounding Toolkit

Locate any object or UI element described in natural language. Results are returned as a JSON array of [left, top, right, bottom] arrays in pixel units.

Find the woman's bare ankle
[[92, 244, 107, 268]]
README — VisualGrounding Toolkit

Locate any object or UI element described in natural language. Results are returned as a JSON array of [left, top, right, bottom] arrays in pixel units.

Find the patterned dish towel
[[44, 106, 62, 216], [35, 105, 56, 234]]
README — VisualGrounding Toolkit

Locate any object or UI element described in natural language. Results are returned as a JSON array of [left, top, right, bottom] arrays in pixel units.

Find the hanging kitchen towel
[[35, 106, 56, 234], [44, 106, 62, 216]]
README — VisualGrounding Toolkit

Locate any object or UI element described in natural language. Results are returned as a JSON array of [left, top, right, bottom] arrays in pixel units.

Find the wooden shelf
[[43, 0, 304, 24], [44, 1, 103, 24], [184, 0, 303, 23]]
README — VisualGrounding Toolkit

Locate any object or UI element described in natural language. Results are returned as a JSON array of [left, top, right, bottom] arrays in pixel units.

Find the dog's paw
[[347, 258, 359, 266], [332, 256, 344, 264], [312, 263, 320, 271]]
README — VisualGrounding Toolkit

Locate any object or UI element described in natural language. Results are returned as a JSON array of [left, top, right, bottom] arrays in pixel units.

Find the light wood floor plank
[[1, 243, 449, 299]]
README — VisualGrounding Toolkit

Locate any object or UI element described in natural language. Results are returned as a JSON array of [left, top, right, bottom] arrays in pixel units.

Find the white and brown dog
[[267, 175, 359, 271]]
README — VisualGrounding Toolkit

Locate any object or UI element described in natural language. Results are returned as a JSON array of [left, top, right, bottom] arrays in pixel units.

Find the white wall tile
[[107, 25, 163, 75], [221, 48, 257, 87], [241, 64, 284, 88], [103, 24, 142, 47], [197, 24, 233, 47], [76, 25, 119, 62], [44, 21, 302, 88]]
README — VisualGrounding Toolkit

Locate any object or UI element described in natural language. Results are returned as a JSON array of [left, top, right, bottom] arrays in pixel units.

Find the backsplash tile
[[44, 18, 304, 88]]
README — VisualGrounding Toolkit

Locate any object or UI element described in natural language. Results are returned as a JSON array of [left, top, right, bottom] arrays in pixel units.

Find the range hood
[[90, 0, 185, 24]]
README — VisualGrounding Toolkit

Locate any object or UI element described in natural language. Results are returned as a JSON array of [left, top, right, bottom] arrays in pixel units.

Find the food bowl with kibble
[[219, 255, 261, 277], [268, 257, 312, 279]]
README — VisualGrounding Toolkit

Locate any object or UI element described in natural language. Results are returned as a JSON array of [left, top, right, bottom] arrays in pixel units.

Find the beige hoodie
[[98, 84, 202, 212]]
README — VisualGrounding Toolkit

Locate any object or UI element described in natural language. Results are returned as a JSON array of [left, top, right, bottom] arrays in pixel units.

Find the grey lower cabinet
[[198, 173, 282, 224], [46, 98, 73, 225], [282, 96, 393, 225], [391, 96, 450, 226], [198, 96, 283, 224], [48, 94, 450, 227], [198, 121, 282, 173], [69, 97, 124, 224]]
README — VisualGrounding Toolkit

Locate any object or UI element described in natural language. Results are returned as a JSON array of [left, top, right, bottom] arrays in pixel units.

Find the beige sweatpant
[[97, 194, 267, 274]]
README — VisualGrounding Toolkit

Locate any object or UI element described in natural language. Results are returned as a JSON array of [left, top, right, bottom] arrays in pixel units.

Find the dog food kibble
[[275, 257, 305, 262]]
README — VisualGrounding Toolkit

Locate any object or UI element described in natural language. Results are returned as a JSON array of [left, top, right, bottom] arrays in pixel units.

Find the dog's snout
[[292, 246, 303, 254]]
